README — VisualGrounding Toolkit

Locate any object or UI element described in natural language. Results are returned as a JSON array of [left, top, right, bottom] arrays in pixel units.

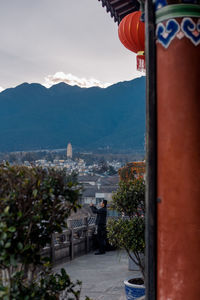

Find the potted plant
[[107, 177, 145, 300]]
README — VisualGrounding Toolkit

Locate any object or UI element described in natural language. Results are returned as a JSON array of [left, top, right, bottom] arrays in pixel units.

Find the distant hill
[[0, 77, 145, 152]]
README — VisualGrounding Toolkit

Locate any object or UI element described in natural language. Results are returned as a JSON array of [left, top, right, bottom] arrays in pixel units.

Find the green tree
[[107, 177, 145, 279], [112, 178, 145, 218], [0, 163, 86, 299]]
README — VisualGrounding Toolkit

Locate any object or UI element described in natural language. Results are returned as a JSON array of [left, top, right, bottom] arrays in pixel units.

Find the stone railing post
[[50, 233, 56, 264], [83, 216, 90, 253], [67, 219, 74, 260]]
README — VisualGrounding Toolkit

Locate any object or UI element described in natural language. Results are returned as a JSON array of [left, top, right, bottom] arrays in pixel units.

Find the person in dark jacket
[[90, 200, 107, 255]]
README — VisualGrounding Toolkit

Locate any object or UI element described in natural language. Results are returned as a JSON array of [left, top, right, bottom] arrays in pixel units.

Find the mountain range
[[0, 77, 145, 153]]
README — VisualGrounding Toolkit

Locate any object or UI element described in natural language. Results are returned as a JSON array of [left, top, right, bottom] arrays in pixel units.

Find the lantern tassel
[[137, 51, 145, 72]]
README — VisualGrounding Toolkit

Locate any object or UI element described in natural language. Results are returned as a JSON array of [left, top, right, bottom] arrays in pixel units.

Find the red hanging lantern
[[118, 11, 145, 72]]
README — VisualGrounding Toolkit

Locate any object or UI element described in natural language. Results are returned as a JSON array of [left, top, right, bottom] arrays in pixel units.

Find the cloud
[[0, 86, 4, 93], [43, 72, 112, 89]]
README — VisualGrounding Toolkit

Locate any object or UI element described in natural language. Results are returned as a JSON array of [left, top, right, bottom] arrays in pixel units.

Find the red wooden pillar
[[156, 4, 200, 299]]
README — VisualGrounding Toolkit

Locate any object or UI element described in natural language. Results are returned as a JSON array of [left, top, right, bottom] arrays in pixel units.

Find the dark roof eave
[[98, 0, 140, 24]]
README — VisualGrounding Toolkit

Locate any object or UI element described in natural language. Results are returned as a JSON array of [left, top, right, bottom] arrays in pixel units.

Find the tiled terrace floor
[[54, 250, 141, 300]]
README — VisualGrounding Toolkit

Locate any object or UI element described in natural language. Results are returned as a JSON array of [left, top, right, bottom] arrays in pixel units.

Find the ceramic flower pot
[[124, 278, 145, 300]]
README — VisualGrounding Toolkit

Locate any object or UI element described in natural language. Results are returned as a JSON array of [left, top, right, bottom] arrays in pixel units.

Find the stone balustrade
[[41, 216, 96, 264]]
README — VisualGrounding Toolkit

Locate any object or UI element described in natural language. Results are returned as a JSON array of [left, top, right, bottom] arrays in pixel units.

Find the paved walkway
[[54, 250, 141, 300]]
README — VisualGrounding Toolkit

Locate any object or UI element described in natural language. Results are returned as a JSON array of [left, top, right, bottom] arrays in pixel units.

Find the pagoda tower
[[66, 142, 72, 159]]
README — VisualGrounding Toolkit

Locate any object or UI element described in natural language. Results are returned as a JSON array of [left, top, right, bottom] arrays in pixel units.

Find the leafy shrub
[[107, 177, 145, 279], [112, 178, 145, 218], [0, 163, 86, 299], [0, 268, 81, 300]]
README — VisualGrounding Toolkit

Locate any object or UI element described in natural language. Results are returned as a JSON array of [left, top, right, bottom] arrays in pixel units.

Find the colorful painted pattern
[[156, 19, 180, 48], [124, 284, 145, 300], [155, 0, 199, 11], [155, 0, 167, 11], [156, 17, 200, 48], [181, 17, 200, 45]]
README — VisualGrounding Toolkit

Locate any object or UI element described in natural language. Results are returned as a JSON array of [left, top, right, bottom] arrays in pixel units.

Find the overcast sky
[[0, 0, 141, 90]]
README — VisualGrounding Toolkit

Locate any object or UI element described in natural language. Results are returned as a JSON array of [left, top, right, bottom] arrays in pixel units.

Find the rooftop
[[82, 185, 118, 197], [98, 0, 140, 24]]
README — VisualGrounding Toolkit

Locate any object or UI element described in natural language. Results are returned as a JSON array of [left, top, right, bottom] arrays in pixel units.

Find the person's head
[[101, 200, 107, 208]]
